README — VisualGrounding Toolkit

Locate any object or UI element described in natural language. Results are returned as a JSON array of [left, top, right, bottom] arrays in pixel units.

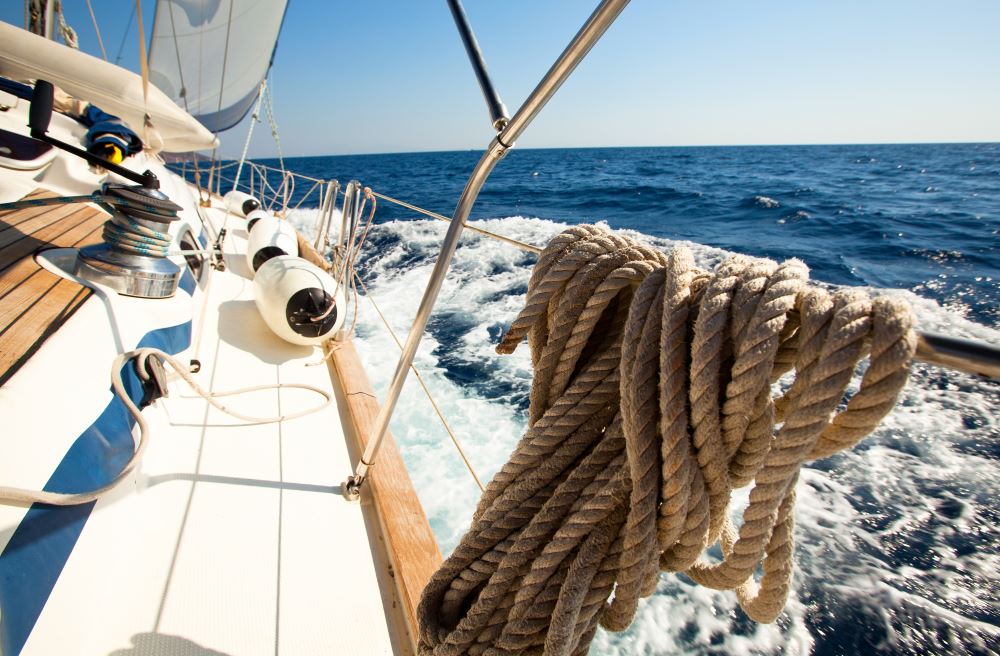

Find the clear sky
[[3, 1, 999, 157]]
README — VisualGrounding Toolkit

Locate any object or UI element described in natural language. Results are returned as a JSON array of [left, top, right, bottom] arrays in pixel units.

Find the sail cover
[[149, 0, 288, 135], [0, 22, 217, 152]]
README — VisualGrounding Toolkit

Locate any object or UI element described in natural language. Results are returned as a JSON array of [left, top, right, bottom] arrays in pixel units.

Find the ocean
[[218, 144, 999, 655]]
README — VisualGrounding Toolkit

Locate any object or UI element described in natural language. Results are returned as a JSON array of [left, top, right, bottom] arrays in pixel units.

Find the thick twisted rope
[[417, 225, 916, 656]]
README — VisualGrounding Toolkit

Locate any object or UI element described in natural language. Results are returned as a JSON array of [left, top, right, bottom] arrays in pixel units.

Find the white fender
[[253, 255, 346, 346], [223, 190, 261, 217], [245, 208, 269, 232], [245, 212, 298, 274]]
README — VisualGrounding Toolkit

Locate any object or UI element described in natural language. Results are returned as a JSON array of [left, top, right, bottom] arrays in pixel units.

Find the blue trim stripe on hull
[[0, 321, 192, 656], [179, 267, 197, 295]]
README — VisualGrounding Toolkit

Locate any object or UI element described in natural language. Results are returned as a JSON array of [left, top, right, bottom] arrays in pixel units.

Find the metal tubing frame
[[340, 181, 361, 248], [330, 180, 362, 335], [337, 180, 362, 282], [447, 0, 509, 130], [313, 182, 331, 248], [345, 0, 631, 495], [917, 332, 1000, 380], [314, 179, 341, 251]]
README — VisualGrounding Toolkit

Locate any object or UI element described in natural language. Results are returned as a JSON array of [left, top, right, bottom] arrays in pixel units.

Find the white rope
[[263, 80, 285, 172], [0, 348, 332, 507], [232, 80, 267, 199], [55, 0, 78, 49], [84, 0, 107, 60]]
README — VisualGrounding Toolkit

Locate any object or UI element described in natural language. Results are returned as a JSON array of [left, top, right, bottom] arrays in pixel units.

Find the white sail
[[148, 0, 288, 135]]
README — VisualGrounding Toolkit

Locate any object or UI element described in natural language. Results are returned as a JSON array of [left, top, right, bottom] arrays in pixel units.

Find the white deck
[[0, 159, 398, 653]]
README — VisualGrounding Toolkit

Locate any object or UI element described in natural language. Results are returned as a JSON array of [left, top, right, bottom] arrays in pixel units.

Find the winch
[[27, 79, 184, 298], [74, 183, 184, 298]]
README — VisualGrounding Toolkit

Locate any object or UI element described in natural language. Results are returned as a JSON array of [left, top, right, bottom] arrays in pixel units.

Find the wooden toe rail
[[327, 339, 443, 653]]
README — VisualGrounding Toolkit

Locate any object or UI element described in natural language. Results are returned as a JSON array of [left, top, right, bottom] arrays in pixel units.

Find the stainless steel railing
[[313, 179, 340, 252], [343, 0, 634, 497]]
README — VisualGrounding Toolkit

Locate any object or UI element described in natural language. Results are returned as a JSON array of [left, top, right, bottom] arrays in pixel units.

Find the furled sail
[[0, 22, 217, 152], [148, 0, 288, 135]]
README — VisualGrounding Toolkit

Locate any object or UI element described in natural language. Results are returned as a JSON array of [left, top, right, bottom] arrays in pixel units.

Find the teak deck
[[0, 190, 107, 385]]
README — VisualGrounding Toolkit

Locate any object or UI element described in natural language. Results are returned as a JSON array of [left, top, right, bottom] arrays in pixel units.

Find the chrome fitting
[[76, 243, 181, 298], [489, 137, 510, 160], [342, 475, 363, 501]]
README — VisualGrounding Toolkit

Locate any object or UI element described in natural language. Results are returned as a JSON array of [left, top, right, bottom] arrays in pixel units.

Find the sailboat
[[1, 2, 997, 655], [0, 1, 441, 653]]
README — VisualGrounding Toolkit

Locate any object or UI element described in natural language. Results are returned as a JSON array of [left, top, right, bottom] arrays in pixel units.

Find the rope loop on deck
[[0, 348, 332, 508], [417, 225, 916, 656]]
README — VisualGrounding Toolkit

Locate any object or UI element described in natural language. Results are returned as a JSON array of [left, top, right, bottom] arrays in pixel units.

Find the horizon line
[[226, 140, 999, 161]]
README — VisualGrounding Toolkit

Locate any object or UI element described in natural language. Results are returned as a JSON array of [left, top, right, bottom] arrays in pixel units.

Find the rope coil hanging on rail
[[417, 224, 916, 656]]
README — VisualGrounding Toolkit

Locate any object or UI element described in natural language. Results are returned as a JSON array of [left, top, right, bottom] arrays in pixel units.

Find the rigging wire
[[354, 272, 485, 492], [215, 0, 236, 116], [290, 178, 323, 213], [238, 161, 326, 184], [368, 189, 542, 254], [263, 79, 285, 172], [84, 0, 107, 61], [134, 0, 149, 107], [232, 80, 267, 198], [113, 2, 136, 64], [165, 0, 189, 113]]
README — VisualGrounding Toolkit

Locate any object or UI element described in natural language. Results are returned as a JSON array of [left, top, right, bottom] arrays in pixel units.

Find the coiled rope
[[417, 225, 916, 656], [55, 0, 79, 49], [0, 186, 181, 257]]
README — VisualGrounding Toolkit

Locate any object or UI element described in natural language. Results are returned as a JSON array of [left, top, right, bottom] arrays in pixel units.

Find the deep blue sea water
[[204, 144, 999, 655], [266, 143, 999, 327]]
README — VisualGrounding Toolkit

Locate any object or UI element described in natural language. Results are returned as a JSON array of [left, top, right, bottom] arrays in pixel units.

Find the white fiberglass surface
[[5, 205, 392, 656]]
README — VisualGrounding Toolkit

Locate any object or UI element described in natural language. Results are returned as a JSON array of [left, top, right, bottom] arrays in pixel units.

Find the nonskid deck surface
[[0, 190, 106, 384], [0, 202, 396, 655]]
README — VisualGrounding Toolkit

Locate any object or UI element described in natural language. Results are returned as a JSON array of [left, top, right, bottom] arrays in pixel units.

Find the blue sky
[[3, 1, 999, 157]]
